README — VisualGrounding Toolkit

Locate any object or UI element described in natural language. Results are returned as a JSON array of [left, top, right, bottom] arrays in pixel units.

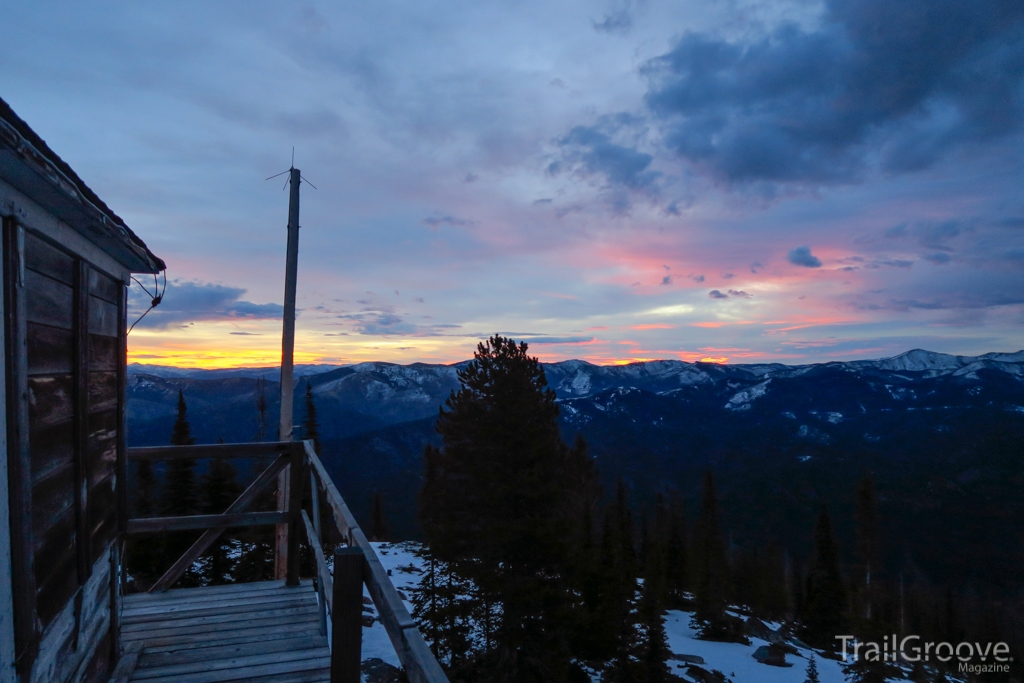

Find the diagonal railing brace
[[148, 454, 290, 593]]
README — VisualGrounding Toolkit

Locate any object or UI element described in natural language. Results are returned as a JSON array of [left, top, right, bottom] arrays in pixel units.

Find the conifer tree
[[565, 434, 600, 548], [419, 335, 587, 681], [596, 485, 646, 682], [614, 480, 637, 580], [691, 471, 730, 639], [164, 389, 198, 515], [802, 508, 847, 648], [803, 655, 820, 683], [411, 556, 475, 668], [302, 379, 321, 455], [638, 513, 672, 683], [135, 460, 157, 517], [370, 491, 389, 542], [162, 389, 200, 577], [254, 375, 268, 441], [128, 459, 160, 578], [854, 476, 878, 622], [665, 493, 688, 604]]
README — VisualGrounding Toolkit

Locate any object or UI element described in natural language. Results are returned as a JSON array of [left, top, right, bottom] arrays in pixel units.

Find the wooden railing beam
[[126, 442, 293, 461], [126, 511, 287, 534], [301, 510, 331, 636], [121, 440, 450, 682], [305, 441, 449, 683]]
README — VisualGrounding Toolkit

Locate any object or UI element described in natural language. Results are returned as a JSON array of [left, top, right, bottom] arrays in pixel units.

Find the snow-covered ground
[[663, 611, 846, 682], [357, 542, 900, 683], [359, 541, 426, 668]]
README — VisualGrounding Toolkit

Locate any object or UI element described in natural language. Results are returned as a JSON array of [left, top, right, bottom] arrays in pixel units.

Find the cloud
[[422, 214, 477, 229], [727, 289, 752, 298], [520, 336, 596, 344], [885, 220, 970, 257], [592, 3, 633, 35], [1004, 249, 1024, 266], [337, 309, 416, 335], [551, 119, 661, 208], [128, 280, 283, 329], [660, 275, 672, 285], [638, 0, 1024, 185], [787, 246, 822, 268], [708, 289, 729, 299], [336, 297, 466, 337]]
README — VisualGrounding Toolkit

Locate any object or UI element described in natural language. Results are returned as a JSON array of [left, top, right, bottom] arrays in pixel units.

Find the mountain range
[[126, 349, 1024, 594]]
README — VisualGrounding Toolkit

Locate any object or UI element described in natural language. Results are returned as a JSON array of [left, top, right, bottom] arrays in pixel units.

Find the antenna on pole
[[266, 151, 314, 582]]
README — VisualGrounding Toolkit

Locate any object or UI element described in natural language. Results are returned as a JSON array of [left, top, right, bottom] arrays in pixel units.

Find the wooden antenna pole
[[276, 166, 301, 579]]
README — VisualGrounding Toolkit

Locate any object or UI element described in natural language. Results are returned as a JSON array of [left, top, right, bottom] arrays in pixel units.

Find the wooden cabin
[[1, 98, 447, 683], [1, 97, 164, 681]]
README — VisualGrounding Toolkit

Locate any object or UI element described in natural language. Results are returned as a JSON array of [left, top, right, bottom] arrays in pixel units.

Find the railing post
[[286, 443, 303, 586], [331, 547, 364, 683]]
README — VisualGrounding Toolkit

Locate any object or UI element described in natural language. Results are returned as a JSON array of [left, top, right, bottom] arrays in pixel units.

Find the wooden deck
[[118, 579, 331, 682]]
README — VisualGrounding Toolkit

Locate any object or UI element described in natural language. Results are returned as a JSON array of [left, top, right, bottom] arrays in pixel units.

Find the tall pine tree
[[254, 375, 268, 441], [801, 508, 847, 649], [600, 485, 641, 682], [127, 457, 161, 579], [370, 491, 390, 542], [691, 471, 731, 640], [665, 493, 689, 605], [161, 389, 200, 580], [803, 655, 820, 683], [638, 511, 672, 683], [302, 379, 321, 455], [164, 389, 198, 515], [854, 475, 878, 624], [419, 335, 589, 682]]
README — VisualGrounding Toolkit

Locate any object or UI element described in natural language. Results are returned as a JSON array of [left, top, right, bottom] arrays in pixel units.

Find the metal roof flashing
[[0, 96, 164, 274]]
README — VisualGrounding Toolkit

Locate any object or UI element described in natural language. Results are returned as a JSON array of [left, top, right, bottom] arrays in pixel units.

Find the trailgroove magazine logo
[[836, 635, 1014, 675]]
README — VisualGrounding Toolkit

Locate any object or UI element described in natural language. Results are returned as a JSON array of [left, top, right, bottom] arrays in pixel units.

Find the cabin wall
[[28, 549, 112, 683], [1, 211, 17, 683], [2, 177, 129, 683]]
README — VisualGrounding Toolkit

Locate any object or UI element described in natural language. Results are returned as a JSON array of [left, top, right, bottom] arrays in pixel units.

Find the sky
[[2, 0, 1023, 367]]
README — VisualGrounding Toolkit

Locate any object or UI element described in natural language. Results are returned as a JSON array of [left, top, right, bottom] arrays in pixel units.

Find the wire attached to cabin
[[128, 268, 166, 334]]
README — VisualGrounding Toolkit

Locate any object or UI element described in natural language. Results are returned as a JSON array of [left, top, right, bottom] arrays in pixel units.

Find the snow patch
[[725, 380, 770, 410], [570, 370, 592, 395]]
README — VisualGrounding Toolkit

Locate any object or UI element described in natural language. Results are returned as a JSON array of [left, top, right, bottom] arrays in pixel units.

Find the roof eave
[[0, 98, 165, 274]]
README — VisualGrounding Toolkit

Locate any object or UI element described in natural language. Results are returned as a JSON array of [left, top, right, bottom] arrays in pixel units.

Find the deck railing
[[124, 440, 448, 683]]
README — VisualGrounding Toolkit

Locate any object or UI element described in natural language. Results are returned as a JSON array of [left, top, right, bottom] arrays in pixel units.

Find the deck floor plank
[[123, 588, 314, 618], [121, 580, 329, 683], [123, 579, 311, 604], [122, 592, 315, 623], [129, 623, 323, 649], [121, 603, 320, 635]]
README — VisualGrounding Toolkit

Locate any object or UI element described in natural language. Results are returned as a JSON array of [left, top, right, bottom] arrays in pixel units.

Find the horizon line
[[126, 347, 1024, 372]]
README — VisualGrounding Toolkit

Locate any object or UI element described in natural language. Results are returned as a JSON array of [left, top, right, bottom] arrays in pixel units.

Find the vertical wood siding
[[7, 226, 126, 682]]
